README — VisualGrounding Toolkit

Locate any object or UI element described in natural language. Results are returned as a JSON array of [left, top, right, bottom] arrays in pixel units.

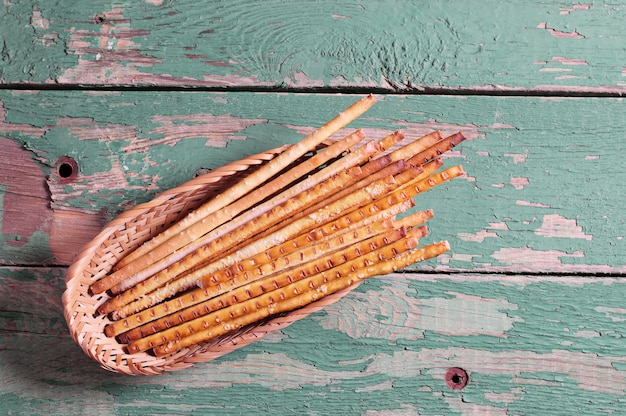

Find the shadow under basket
[[63, 145, 357, 375]]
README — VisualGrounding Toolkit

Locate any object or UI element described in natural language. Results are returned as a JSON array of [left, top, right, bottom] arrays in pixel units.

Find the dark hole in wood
[[56, 156, 78, 182], [58, 163, 73, 178], [445, 367, 469, 390], [94, 14, 106, 24]]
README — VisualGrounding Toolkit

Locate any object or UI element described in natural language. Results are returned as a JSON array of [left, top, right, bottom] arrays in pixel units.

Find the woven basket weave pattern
[[63, 145, 358, 375]]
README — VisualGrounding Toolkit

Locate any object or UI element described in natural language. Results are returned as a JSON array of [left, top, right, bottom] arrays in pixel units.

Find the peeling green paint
[[1, 91, 625, 270], [2, 1, 626, 91], [5, 267, 626, 414]]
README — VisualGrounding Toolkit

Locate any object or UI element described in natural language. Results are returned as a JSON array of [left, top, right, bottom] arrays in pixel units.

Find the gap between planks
[[1, 83, 625, 98]]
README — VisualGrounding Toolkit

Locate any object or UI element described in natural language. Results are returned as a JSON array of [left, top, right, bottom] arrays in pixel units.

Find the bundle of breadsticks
[[89, 95, 466, 357]]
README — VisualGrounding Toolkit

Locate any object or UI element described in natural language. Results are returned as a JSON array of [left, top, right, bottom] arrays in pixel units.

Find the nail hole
[[56, 156, 78, 182], [94, 14, 106, 24], [445, 367, 469, 390], [58, 163, 73, 178]]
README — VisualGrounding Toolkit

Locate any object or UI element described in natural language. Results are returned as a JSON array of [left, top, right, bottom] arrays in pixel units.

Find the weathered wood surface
[[1, 92, 624, 274], [3, 266, 626, 415], [2, 0, 626, 414], [1, 1, 626, 93]]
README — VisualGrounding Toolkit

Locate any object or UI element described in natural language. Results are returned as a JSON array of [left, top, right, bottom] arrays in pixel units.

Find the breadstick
[[91, 94, 377, 294], [150, 240, 450, 356], [126, 233, 422, 354], [117, 226, 419, 343], [98, 166, 371, 315], [387, 130, 443, 162], [105, 218, 408, 337], [257, 159, 408, 242], [406, 132, 467, 167], [107, 194, 419, 322], [108, 162, 459, 321], [99, 175, 399, 316], [112, 129, 403, 294], [391, 209, 434, 230], [109, 136, 383, 296]]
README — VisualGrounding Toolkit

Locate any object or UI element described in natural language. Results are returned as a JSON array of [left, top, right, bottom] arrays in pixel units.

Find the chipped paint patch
[[484, 388, 525, 404], [491, 246, 584, 271], [537, 22, 585, 39], [317, 281, 521, 339], [535, 214, 592, 240], [121, 114, 266, 153], [595, 306, 626, 322], [367, 348, 626, 396], [489, 222, 509, 231], [540, 67, 573, 73], [457, 229, 499, 243], [504, 152, 528, 164], [449, 253, 482, 263], [551, 56, 588, 65], [560, 4, 592, 15], [510, 177, 530, 190], [516, 200, 551, 208], [30, 7, 50, 30], [555, 75, 588, 80], [574, 330, 601, 338], [363, 404, 419, 415], [288, 71, 325, 87]]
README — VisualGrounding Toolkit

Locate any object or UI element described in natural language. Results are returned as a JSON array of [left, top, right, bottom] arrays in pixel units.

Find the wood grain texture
[[3, 267, 626, 414], [2, 1, 626, 414], [1, 1, 625, 93], [1, 91, 624, 274]]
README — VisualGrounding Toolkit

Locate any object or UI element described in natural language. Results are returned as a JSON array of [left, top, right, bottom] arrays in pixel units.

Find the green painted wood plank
[[2, 1, 626, 92], [1, 91, 624, 273], [2, 267, 626, 414]]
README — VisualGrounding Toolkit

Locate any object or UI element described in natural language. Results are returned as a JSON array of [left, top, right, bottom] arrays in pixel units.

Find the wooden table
[[2, 1, 626, 414]]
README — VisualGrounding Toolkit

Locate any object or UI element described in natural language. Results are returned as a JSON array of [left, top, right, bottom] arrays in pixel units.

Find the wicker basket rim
[[62, 143, 357, 375]]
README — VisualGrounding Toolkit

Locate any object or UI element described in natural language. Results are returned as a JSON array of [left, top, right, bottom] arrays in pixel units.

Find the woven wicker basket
[[63, 145, 358, 375]]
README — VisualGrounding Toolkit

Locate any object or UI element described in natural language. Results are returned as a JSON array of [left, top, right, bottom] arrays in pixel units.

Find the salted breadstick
[[391, 209, 434, 230], [109, 136, 382, 295], [117, 226, 416, 343], [99, 175, 399, 316], [126, 233, 422, 354], [258, 159, 409, 242], [91, 95, 377, 294], [406, 132, 467, 167], [150, 240, 450, 356], [386, 131, 443, 162], [98, 166, 369, 315], [377, 131, 405, 153], [108, 161, 457, 321], [105, 218, 406, 337], [107, 195, 419, 322], [113, 130, 403, 294]]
